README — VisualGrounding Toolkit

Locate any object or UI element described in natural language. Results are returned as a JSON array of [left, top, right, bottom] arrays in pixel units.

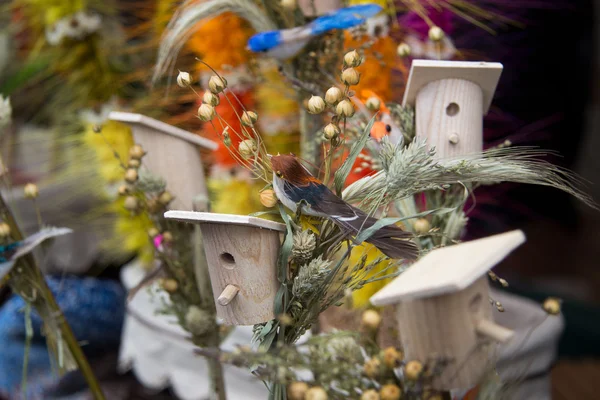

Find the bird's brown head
[[271, 154, 314, 185]]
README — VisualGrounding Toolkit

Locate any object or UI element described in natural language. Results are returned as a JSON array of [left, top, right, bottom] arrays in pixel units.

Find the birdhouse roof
[[164, 211, 286, 232], [402, 60, 503, 114], [109, 111, 218, 151], [370, 230, 525, 306]]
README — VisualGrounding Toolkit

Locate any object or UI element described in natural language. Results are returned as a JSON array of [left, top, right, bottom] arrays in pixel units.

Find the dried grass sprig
[[343, 139, 597, 211], [153, 0, 276, 83]]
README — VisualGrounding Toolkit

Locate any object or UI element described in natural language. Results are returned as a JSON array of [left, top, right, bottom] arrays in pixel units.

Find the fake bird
[[0, 227, 73, 282], [271, 154, 417, 260], [247, 4, 383, 59]]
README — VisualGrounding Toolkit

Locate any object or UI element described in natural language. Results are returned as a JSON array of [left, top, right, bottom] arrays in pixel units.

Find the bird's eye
[[385, 124, 392, 133], [276, 170, 283, 178]]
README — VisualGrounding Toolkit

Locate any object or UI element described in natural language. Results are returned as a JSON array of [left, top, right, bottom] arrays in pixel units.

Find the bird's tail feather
[[332, 212, 418, 260]]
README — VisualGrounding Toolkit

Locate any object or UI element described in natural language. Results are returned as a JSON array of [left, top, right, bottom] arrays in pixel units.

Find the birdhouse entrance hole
[[446, 102, 460, 116], [219, 252, 236, 269]]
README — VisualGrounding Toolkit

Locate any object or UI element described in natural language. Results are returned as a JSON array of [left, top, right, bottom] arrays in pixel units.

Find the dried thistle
[[291, 229, 316, 264], [292, 255, 332, 298]]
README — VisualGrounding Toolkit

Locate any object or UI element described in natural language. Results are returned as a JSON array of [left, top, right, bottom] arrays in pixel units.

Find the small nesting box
[[164, 211, 285, 325], [370, 230, 525, 390], [109, 112, 218, 210], [403, 60, 503, 158]]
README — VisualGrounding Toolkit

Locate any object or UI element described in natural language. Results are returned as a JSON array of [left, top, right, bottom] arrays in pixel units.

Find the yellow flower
[[83, 120, 134, 184]]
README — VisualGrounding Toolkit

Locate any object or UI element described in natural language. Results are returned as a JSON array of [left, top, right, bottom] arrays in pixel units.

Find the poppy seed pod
[[241, 111, 258, 126], [176, 71, 192, 87], [129, 144, 146, 160], [203, 91, 220, 106], [325, 87, 344, 105], [335, 99, 355, 118], [365, 96, 381, 111], [198, 103, 216, 122], [208, 75, 227, 93], [238, 139, 257, 160], [307, 95, 326, 114], [343, 50, 362, 67], [341, 68, 360, 86], [323, 123, 340, 140]]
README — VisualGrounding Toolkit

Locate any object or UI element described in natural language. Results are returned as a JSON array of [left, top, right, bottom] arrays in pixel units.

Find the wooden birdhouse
[[370, 230, 525, 390], [109, 112, 218, 210], [403, 60, 503, 158], [164, 211, 285, 326]]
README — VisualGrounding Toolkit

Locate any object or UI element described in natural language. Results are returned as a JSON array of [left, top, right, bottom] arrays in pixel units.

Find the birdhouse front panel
[[397, 276, 493, 390], [199, 223, 281, 325]]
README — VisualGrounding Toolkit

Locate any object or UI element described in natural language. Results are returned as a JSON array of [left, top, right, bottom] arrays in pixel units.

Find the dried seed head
[[361, 389, 380, 400], [158, 191, 174, 205], [287, 381, 309, 400], [241, 111, 258, 126], [24, 183, 39, 199], [323, 123, 340, 140], [129, 144, 146, 160], [118, 185, 130, 196], [198, 103, 216, 122], [162, 231, 174, 243], [341, 67, 360, 86], [344, 49, 362, 67], [280, 0, 297, 10], [292, 229, 316, 264], [413, 218, 431, 234], [124, 168, 139, 183], [128, 158, 141, 169], [363, 358, 381, 378], [405, 360, 423, 380], [382, 347, 403, 369], [146, 198, 161, 214], [325, 87, 344, 105], [185, 305, 213, 336], [0, 222, 11, 238], [176, 71, 192, 87], [379, 384, 401, 400], [397, 42, 411, 57], [336, 99, 355, 118], [428, 26, 445, 42], [305, 387, 328, 400], [123, 196, 139, 211], [361, 309, 381, 331], [148, 227, 160, 237], [203, 91, 220, 106], [307, 95, 326, 114], [365, 96, 381, 111], [238, 139, 257, 159], [259, 189, 278, 208], [162, 278, 178, 293], [208, 75, 227, 93], [543, 297, 561, 315]]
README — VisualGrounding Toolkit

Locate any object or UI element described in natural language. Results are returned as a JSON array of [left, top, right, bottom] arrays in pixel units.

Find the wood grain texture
[[416, 78, 483, 160], [397, 276, 494, 389], [199, 223, 281, 325], [109, 112, 217, 211], [217, 284, 240, 306]]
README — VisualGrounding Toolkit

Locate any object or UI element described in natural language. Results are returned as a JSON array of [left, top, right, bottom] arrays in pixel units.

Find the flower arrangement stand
[[109, 112, 218, 210], [370, 231, 523, 389], [164, 211, 286, 325]]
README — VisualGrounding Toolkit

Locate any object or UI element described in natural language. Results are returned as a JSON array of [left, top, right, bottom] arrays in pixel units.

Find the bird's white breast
[[273, 174, 298, 213]]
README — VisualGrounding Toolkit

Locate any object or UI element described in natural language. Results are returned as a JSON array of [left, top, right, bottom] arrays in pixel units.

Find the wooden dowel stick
[[475, 319, 515, 343], [217, 284, 240, 306]]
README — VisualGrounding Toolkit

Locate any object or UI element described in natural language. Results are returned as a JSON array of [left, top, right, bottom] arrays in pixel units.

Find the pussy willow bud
[[259, 189, 278, 208], [341, 68, 360, 86], [336, 99, 355, 118], [208, 75, 227, 93], [198, 103, 216, 122], [365, 96, 381, 111], [238, 139, 257, 160], [24, 183, 39, 199], [325, 87, 344, 105], [129, 144, 146, 160], [307, 95, 326, 114], [123, 196, 139, 211], [323, 123, 340, 140], [0, 222, 11, 238], [176, 71, 192, 87], [124, 168, 138, 183], [203, 91, 220, 106], [343, 49, 362, 67], [241, 111, 258, 126], [397, 42, 411, 57], [428, 26, 445, 42]]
